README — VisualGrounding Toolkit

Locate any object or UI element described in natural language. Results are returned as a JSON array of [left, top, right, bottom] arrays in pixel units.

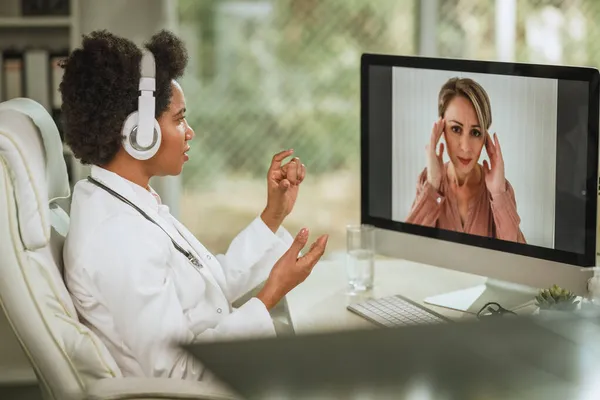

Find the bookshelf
[[0, 16, 72, 28], [0, 0, 83, 190]]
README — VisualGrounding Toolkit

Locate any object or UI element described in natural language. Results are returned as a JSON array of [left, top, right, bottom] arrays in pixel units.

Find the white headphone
[[122, 50, 162, 160]]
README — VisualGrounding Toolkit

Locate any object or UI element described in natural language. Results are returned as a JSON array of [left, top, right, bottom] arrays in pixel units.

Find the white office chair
[[0, 98, 237, 400]]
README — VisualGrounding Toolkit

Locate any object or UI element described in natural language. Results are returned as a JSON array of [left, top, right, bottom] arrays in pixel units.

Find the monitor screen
[[362, 55, 599, 267]]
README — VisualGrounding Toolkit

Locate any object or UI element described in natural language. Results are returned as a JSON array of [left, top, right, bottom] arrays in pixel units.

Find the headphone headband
[[140, 50, 156, 82], [135, 51, 156, 149]]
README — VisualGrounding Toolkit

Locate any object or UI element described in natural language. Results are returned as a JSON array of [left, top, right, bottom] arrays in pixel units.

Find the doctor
[[60, 29, 328, 380]]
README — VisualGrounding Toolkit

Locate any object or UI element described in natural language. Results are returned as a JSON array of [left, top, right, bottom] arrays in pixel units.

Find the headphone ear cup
[[122, 111, 161, 160]]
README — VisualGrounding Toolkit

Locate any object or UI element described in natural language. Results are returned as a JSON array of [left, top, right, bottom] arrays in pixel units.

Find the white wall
[[391, 67, 558, 249]]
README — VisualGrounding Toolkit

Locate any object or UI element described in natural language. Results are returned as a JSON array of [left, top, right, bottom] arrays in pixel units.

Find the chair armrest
[[86, 377, 240, 400]]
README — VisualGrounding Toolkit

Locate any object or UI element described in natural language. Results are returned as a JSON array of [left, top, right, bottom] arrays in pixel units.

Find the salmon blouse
[[405, 163, 526, 243]]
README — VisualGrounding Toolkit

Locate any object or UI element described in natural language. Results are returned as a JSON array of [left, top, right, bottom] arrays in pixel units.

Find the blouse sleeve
[[489, 179, 526, 243], [405, 168, 445, 228]]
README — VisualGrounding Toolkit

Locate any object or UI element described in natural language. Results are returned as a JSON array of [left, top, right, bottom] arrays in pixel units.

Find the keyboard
[[347, 294, 451, 328]]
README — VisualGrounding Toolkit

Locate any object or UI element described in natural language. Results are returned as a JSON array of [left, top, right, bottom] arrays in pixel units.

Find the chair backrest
[[0, 98, 122, 400]]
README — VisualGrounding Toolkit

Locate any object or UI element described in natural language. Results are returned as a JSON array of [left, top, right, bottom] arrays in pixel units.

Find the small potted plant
[[535, 284, 580, 316]]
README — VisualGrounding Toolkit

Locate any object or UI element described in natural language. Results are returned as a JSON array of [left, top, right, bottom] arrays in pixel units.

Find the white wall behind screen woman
[[391, 66, 558, 249]]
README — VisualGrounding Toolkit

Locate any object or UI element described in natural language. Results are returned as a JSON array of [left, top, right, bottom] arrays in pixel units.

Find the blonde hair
[[438, 77, 492, 131]]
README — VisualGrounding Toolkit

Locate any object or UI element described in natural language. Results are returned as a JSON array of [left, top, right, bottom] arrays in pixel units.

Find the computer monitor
[[361, 54, 600, 313]]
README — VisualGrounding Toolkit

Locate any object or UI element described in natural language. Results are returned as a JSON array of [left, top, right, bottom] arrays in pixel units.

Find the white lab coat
[[63, 165, 294, 380]]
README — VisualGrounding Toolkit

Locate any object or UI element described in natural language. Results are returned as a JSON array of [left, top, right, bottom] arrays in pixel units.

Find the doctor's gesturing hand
[[261, 149, 306, 232], [257, 228, 329, 310]]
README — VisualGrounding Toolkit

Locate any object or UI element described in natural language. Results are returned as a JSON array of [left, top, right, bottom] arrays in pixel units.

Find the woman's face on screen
[[442, 96, 485, 176]]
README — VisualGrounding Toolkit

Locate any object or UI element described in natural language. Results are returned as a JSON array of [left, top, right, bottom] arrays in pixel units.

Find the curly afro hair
[[59, 29, 188, 165]]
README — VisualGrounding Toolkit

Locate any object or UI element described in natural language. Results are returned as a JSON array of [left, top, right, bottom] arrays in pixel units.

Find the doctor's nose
[[185, 125, 195, 141]]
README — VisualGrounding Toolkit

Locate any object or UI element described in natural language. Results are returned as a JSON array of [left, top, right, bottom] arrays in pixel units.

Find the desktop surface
[[184, 313, 600, 400], [285, 258, 492, 334], [284, 256, 596, 333]]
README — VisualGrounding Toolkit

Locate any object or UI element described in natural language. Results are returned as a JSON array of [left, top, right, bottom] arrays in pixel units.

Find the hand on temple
[[483, 132, 506, 196], [426, 118, 446, 190]]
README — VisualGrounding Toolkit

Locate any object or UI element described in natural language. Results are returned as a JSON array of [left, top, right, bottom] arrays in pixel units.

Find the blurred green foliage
[[177, 0, 600, 190], [178, 0, 416, 189]]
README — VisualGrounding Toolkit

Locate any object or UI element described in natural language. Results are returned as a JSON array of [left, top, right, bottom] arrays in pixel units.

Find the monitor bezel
[[360, 53, 600, 267]]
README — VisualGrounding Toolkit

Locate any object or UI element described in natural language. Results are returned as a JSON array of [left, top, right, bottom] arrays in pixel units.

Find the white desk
[[285, 257, 492, 335]]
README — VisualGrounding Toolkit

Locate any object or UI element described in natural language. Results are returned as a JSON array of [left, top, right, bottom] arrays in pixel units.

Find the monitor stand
[[423, 278, 539, 314]]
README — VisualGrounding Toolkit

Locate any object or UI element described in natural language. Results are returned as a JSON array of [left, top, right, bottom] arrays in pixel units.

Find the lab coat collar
[[90, 165, 161, 212]]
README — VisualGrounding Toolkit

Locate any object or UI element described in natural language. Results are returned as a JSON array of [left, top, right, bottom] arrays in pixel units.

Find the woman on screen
[[406, 77, 526, 243]]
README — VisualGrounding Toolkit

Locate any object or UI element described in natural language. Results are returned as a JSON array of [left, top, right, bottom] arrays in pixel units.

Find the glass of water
[[346, 224, 375, 293]]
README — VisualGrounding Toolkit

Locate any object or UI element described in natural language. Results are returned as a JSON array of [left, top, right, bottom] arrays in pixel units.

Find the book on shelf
[[20, 0, 70, 17], [1, 48, 68, 138]]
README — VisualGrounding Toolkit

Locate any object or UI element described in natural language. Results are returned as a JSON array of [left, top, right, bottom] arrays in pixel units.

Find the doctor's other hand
[[257, 228, 328, 310], [261, 149, 306, 232], [426, 118, 445, 190]]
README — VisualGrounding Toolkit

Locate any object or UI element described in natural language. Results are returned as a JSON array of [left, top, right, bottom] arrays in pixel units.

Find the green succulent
[[535, 285, 580, 311]]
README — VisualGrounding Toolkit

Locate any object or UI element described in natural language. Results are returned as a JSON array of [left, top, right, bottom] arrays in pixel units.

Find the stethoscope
[[87, 176, 203, 270]]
